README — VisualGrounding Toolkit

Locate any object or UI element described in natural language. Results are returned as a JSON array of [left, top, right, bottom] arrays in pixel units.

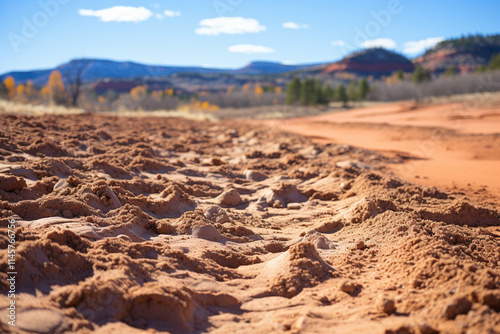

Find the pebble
[[355, 240, 365, 249], [375, 294, 396, 314], [339, 280, 359, 294], [340, 181, 352, 191], [216, 188, 242, 207], [17, 309, 64, 333], [105, 185, 122, 209], [287, 203, 301, 210], [204, 205, 230, 224], [192, 225, 223, 242], [245, 169, 267, 181], [53, 179, 70, 190]]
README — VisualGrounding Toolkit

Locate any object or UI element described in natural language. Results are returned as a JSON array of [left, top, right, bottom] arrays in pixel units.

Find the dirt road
[[265, 100, 500, 205]]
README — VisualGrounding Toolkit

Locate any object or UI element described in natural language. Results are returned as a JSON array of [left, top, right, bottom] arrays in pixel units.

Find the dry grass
[[99, 109, 217, 121], [419, 91, 500, 108], [0, 99, 84, 115], [0, 100, 217, 121]]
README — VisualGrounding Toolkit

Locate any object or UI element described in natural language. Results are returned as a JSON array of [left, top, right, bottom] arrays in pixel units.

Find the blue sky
[[1, 0, 499, 74]]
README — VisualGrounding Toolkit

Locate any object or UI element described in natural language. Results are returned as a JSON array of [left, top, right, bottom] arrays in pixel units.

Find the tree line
[[1, 67, 83, 107], [286, 78, 370, 107]]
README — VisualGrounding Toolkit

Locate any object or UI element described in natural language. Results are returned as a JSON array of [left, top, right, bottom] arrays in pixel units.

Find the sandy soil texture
[[0, 113, 499, 334]]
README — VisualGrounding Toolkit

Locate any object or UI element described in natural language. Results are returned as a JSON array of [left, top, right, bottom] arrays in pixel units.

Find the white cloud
[[164, 10, 181, 17], [282, 60, 296, 65], [403, 37, 445, 54], [282, 22, 309, 29], [331, 40, 346, 47], [196, 17, 266, 35], [228, 44, 275, 54], [361, 38, 396, 49], [155, 13, 163, 20], [78, 6, 153, 23]]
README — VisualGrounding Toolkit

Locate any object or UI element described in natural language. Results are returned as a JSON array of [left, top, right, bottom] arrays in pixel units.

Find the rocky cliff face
[[322, 48, 414, 77], [414, 35, 500, 74]]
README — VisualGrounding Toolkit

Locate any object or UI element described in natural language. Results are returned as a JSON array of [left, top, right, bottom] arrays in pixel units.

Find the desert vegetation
[[368, 70, 500, 101]]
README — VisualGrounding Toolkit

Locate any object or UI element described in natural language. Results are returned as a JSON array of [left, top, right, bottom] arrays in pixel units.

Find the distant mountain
[[414, 34, 500, 73], [235, 61, 326, 75], [321, 48, 414, 77], [1, 69, 52, 86], [235, 61, 298, 74], [0, 59, 232, 86], [0, 59, 327, 86]]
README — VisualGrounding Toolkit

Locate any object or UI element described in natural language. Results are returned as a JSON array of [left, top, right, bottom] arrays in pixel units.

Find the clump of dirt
[[11, 197, 101, 220], [0, 175, 27, 192], [204, 205, 230, 224], [114, 184, 196, 218], [27, 138, 70, 157], [152, 184, 196, 216], [0, 234, 93, 294], [335, 196, 398, 225], [265, 242, 334, 298], [416, 199, 500, 227], [264, 183, 307, 208], [201, 249, 260, 269], [128, 283, 239, 332], [129, 156, 176, 173], [90, 159, 131, 179], [173, 210, 212, 235], [103, 203, 156, 230]]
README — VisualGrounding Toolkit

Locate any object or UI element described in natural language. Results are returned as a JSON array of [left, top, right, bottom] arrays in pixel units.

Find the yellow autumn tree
[[3, 76, 16, 99], [15, 84, 26, 102], [44, 70, 67, 105], [41, 86, 51, 100], [201, 101, 210, 110], [274, 86, 283, 94], [25, 80, 33, 97], [254, 85, 264, 98], [151, 90, 162, 102], [130, 85, 147, 102], [16, 84, 25, 96]]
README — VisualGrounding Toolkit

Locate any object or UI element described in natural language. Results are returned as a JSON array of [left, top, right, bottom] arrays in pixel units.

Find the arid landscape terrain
[[2, 1, 500, 333], [268, 92, 500, 205], [0, 96, 499, 333]]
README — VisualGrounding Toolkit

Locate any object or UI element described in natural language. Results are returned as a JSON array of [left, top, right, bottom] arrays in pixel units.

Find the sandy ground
[[265, 98, 500, 206], [0, 112, 499, 334]]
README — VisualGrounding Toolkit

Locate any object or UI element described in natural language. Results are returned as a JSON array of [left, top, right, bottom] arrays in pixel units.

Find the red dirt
[[0, 112, 499, 334], [263, 101, 500, 206]]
